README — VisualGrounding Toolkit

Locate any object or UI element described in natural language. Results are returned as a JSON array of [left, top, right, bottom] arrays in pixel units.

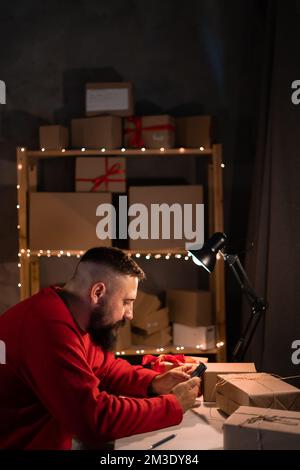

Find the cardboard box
[[167, 289, 212, 326], [128, 185, 203, 251], [134, 290, 161, 321], [132, 326, 172, 347], [173, 323, 215, 350], [71, 116, 122, 149], [115, 321, 131, 352], [71, 118, 87, 148], [85, 82, 134, 117], [29, 192, 112, 250], [124, 115, 175, 149], [76, 157, 126, 193], [203, 363, 257, 402], [223, 406, 300, 450], [39, 125, 69, 150], [132, 307, 169, 335], [176, 116, 211, 148], [216, 373, 300, 415]]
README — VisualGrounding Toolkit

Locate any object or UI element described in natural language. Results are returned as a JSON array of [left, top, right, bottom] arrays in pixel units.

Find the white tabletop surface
[[115, 400, 226, 450]]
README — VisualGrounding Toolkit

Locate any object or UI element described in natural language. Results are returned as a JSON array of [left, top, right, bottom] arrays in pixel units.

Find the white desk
[[115, 401, 226, 451]]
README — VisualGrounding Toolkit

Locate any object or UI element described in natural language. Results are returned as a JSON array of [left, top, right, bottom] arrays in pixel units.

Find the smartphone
[[190, 362, 207, 378]]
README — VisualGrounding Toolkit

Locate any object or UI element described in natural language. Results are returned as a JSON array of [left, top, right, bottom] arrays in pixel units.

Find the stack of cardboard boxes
[[39, 81, 212, 151], [131, 291, 171, 347], [167, 289, 215, 350]]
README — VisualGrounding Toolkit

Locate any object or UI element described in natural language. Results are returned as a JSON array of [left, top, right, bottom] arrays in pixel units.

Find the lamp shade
[[188, 232, 227, 272]]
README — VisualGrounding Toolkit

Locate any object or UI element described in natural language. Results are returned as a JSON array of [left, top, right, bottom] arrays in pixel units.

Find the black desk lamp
[[188, 232, 268, 361]]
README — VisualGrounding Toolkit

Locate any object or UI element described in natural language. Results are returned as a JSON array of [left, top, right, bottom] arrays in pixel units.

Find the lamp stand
[[224, 254, 268, 362]]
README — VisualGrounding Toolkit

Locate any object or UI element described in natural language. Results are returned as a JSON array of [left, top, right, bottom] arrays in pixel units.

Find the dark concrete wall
[[0, 0, 266, 353]]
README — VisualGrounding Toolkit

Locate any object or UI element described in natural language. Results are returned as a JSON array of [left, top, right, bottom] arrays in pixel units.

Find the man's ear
[[90, 282, 106, 305]]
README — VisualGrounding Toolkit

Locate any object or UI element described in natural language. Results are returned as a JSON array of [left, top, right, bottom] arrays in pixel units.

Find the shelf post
[[210, 144, 226, 361], [17, 147, 31, 300]]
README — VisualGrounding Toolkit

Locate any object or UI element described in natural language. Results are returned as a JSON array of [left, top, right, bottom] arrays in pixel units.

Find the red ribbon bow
[[124, 116, 175, 148], [142, 354, 186, 373], [76, 159, 125, 192]]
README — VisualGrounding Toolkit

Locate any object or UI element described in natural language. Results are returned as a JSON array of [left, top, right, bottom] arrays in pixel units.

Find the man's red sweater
[[0, 287, 182, 449]]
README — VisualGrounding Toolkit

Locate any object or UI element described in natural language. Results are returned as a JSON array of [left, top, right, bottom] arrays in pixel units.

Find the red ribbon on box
[[76, 158, 125, 192], [142, 354, 186, 373], [124, 116, 175, 148]]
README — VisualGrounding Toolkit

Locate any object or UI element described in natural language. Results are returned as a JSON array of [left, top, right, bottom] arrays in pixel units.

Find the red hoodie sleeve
[[19, 314, 183, 447], [97, 352, 160, 397]]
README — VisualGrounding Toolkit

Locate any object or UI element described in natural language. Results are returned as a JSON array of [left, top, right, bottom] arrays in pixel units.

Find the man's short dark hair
[[79, 247, 145, 281]]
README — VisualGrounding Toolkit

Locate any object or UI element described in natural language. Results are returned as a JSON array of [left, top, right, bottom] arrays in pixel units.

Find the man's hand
[[150, 364, 195, 395], [171, 377, 201, 413]]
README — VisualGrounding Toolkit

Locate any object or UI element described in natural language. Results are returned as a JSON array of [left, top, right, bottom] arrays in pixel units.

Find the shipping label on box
[[86, 82, 134, 117], [167, 289, 212, 326], [76, 157, 126, 193], [29, 192, 112, 251], [39, 125, 69, 150], [216, 373, 300, 415], [223, 405, 300, 450], [124, 115, 175, 149], [173, 323, 215, 350], [128, 185, 203, 251], [203, 363, 256, 402]]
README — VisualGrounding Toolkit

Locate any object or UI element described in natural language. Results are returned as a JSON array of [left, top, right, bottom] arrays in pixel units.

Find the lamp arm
[[223, 253, 268, 361]]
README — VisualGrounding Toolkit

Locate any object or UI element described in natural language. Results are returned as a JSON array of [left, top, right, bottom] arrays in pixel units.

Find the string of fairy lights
[[16, 146, 225, 352]]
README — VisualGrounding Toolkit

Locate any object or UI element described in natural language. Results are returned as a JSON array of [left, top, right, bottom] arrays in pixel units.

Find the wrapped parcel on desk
[[216, 372, 300, 415], [223, 405, 300, 450]]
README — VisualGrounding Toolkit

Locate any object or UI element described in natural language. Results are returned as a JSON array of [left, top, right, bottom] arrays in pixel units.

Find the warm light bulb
[[21, 148, 25, 152], [160, 147, 165, 152], [16, 204, 20, 209], [66, 252, 71, 257], [81, 147, 86, 152], [184, 256, 189, 260], [41, 148, 45, 152], [154, 254, 161, 259], [199, 146, 204, 151], [18, 263, 21, 268], [141, 147, 146, 152], [165, 255, 170, 260], [179, 147, 185, 153], [221, 163, 225, 168], [61, 148, 66, 153], [101, 148, 106, 152], [175, 254, 182, 259], [217, 341, 224, 348], [18, 283, 22, 288], [76, 254, 80, 258], [121, 148, 126, 152], [135, 253, 141, 258], [16, 185, 20, 189], [21, 249, 25, 253], [17, 225, 20, 230], [145, 254, 151, 260], [17, 164, 22, 170]]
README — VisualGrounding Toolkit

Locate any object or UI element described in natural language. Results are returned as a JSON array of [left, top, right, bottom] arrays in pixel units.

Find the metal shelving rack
[[16, 144, 226, 360]]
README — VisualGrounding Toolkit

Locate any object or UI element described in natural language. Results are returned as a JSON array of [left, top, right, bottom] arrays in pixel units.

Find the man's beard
[[86, 301, 125, 351]]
